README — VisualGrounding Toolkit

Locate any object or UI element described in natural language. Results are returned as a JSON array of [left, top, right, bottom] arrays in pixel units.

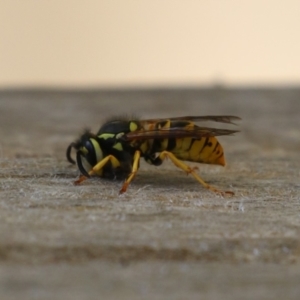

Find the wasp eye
[[79, 140, 97, 168], [85, 141, 94, 153]]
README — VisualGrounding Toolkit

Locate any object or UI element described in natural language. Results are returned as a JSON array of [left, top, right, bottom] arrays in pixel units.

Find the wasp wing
[[121, 127, 239, 141], [142, 115, 241, 125]]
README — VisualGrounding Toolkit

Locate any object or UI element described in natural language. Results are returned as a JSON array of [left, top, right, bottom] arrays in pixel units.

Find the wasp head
[[66, 130, 104, 178]]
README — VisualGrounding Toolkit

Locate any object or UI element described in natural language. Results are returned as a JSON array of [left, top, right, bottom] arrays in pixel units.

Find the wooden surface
[[0, 88, 300, 299]]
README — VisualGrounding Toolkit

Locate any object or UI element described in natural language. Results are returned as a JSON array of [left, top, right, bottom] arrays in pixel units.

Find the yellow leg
[[119, 150, 141, 194], [158, 151, 234, 196], [74, 155, 121, 185]]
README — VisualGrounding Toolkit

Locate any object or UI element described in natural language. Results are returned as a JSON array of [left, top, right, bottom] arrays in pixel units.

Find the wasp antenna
[[66, 142, 77, 164]]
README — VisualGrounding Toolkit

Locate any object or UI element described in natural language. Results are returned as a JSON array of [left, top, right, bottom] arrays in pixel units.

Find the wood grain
[[0, 88, 300, 300]]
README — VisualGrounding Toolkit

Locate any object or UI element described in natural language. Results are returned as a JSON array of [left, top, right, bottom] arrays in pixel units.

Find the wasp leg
[[157, 151, 234, 196], [74, 155, 121, 185], [119, 150, 141, 194]]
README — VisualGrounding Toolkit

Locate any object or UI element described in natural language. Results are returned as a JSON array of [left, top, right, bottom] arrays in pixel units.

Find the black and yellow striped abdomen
[[170, 136, 225, 166], [143, 120, 225, 166]]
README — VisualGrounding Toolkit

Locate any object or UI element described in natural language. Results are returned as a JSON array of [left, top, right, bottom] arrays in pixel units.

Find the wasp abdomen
[[164, 136, 224, 166], [148, 121, 226, 166]]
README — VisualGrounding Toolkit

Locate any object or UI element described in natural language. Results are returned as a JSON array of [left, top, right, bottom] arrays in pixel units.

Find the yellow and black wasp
[[66, 115, 240, 196]]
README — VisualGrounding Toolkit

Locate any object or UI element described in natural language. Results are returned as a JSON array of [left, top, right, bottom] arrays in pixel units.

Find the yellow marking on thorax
[[116, 132, 125, 139], [129, 121, 138, 132], [139, 141, 149, 154], [99, 133, 115, 140], [113, 142, 123, 151]]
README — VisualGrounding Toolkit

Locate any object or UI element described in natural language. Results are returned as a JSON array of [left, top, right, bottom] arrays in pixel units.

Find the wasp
[[66, 115, 240, 196]]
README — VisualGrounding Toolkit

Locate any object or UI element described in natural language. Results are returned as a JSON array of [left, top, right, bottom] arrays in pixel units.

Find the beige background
[[1, 0, 300, 88]]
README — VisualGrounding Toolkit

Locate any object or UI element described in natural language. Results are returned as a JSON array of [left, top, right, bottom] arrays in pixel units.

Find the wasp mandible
[[66, 115, 240, 196]]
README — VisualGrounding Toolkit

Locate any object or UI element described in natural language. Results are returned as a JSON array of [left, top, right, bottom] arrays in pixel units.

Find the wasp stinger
[[66, 115, 240, 196]]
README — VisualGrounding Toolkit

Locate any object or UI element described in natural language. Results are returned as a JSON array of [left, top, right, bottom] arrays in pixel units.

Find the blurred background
[[1, 0, 300, 89]]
